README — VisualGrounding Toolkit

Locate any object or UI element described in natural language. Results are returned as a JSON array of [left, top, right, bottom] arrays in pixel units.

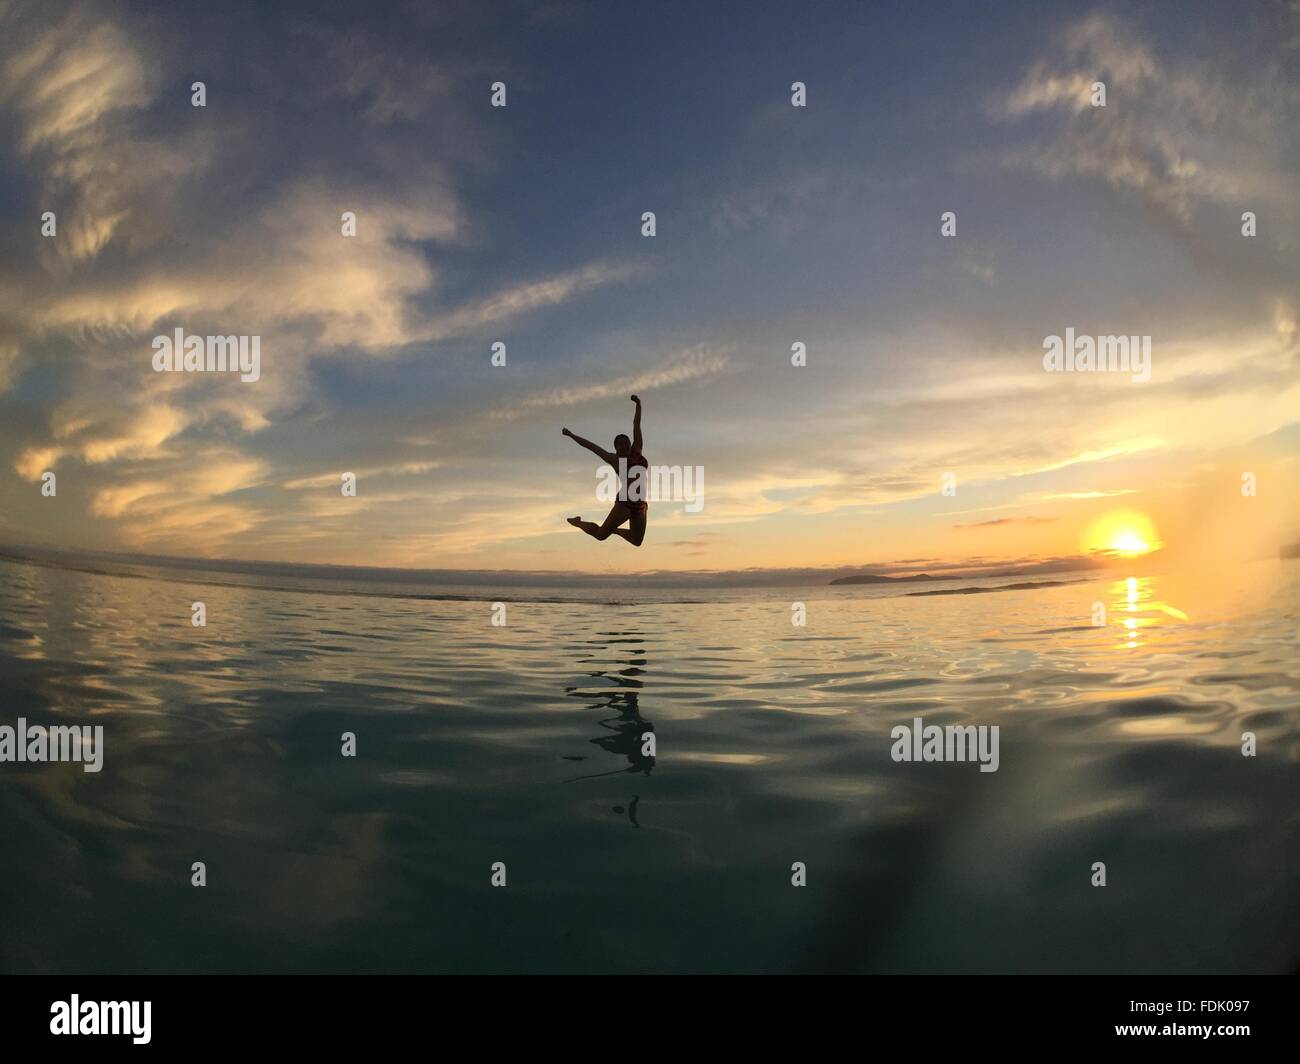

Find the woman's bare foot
[[566, 516, 584, 527]]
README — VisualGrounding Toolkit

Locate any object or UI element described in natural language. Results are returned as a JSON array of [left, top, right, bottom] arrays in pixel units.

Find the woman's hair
[[614, 433, 631, 450]]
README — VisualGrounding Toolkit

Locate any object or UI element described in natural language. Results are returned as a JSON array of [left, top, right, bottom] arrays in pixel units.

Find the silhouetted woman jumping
[[563, 394, 647, 547]]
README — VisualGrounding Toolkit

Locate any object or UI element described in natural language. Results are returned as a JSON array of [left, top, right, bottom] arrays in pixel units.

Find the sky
[[0, 0, 1297, 578]]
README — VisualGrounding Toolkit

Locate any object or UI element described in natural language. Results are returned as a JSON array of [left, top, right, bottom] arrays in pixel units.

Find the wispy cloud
[[954, 516, 1056, 530], [491, 345, 731, 420], [988, 12, 1300, 225], [1039, 489, 1139, 501]]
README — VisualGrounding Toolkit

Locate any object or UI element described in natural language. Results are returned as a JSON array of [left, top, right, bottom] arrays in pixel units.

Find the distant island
[[906, 580, 1069, 597], [830, 572, 939, 585]]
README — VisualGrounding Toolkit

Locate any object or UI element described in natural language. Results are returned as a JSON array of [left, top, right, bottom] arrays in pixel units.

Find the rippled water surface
[[1, 556, 1297, 973]]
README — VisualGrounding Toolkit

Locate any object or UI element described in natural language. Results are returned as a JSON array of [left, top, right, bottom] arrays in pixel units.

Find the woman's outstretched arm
[[563, 427, 614, 464], [631, 394, 643, 452]]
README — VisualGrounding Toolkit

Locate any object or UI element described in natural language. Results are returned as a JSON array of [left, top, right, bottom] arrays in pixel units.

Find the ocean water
[[0, 554, 1296, 974]]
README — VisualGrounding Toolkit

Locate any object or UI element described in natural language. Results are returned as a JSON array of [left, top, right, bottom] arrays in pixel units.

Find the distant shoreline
[[906, 579, 1074, 596], [829, 572, 938, 585], [0, 542, 1101, 593], [0, 546, 1094, 607]]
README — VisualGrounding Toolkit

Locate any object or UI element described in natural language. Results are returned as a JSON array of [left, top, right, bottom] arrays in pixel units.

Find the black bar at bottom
[[0, 975, 1289, 1051]]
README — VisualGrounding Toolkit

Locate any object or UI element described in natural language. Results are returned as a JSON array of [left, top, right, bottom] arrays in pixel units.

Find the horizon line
[[0, 540, 1143, 587]]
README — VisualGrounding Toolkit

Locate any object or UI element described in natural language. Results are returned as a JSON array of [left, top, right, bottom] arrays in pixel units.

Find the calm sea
[[0, 554, 1296, 973]]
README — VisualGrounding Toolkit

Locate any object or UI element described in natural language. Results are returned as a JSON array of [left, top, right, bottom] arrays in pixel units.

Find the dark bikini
[[623, 453, 649, 513]]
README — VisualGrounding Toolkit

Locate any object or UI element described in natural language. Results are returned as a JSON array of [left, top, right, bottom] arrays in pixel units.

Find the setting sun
[[1111, 531, 1150, 554], [1085, 510, 1162, 558]]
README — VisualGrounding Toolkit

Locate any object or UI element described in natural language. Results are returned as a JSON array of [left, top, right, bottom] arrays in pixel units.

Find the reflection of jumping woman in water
[[562, 394, 647, 547]]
